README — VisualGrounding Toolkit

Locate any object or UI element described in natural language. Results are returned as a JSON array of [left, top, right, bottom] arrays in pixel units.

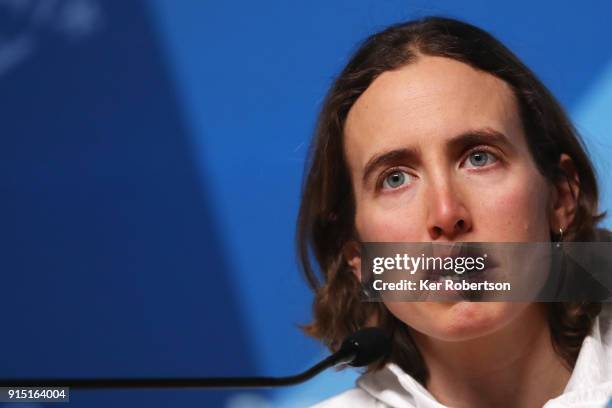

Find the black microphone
[[0, 327, 390, 389]]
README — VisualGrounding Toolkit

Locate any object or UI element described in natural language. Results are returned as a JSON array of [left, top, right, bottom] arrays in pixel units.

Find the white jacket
[[313, 305, 612, 407]]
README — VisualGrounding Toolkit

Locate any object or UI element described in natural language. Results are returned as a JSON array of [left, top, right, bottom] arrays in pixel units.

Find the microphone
[[0, 327, 390, 389]]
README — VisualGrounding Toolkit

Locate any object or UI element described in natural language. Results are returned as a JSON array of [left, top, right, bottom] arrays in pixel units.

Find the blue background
[[1, 1, 610, 407]]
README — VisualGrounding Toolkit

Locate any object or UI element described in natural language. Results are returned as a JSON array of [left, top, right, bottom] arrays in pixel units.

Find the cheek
[[355, 201, 424, 241], [473, 171, 551, 241], [354, 183, 426, 241]]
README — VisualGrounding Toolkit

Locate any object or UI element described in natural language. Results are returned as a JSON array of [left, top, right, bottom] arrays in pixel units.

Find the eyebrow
[[362, 147, 420, 185], [361, 127, 513, 185]]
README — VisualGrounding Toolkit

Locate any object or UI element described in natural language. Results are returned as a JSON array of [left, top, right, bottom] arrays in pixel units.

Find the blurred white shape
[[270, 351, 360, 408], [0, 35, 32, 76], [0, 0, 104, 78], [225, 393, 272, 408], [56, 0, 103, 39]]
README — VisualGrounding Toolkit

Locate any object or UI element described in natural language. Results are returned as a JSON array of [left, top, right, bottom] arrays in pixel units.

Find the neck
[[412, 303, 571, 408]]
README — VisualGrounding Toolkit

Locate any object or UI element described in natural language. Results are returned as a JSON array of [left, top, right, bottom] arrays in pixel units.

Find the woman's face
[[343, 55, 556, 341]]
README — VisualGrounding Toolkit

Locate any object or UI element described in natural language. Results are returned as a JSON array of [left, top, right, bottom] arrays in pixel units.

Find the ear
[[549, 153, 579, 234], [342, 240, 362, 282]]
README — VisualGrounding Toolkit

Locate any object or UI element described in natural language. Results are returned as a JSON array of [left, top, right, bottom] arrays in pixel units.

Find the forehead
[[344, 55, 522, 166]]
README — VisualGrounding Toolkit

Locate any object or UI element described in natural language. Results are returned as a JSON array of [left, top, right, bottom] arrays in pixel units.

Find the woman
[[296, 17, 611, 407]]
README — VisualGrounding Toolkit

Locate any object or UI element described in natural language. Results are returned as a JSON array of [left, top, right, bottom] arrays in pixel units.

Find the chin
[[388, 301, 530, 342]]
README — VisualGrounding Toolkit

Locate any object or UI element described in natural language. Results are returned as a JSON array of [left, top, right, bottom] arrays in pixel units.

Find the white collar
[[544, 304, 612, 407], [357, 305, 612, 408]]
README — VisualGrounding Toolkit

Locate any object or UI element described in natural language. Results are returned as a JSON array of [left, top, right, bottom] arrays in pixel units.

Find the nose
[[425, 179, 472, 241]]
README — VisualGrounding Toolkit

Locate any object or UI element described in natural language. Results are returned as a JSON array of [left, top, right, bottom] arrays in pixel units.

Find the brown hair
[[296, 16, 606, 383]]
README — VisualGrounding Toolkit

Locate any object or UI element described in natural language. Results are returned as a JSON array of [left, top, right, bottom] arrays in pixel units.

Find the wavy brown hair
[[296, 16, 607, 384]]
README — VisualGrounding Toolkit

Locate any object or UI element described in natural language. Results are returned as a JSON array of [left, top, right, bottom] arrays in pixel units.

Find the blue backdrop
[[1, 1, 610, 407]]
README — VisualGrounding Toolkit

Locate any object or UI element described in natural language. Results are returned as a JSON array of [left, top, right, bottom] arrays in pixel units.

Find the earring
[[556, 227, 564, 248]]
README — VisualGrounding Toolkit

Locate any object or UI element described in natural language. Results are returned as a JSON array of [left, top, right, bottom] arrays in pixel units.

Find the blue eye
[[382, 170, 411, 189], [466, 151, 498, 168]]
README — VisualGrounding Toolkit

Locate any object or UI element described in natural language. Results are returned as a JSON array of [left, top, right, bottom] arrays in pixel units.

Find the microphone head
[[340, 327, 391, 367]]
